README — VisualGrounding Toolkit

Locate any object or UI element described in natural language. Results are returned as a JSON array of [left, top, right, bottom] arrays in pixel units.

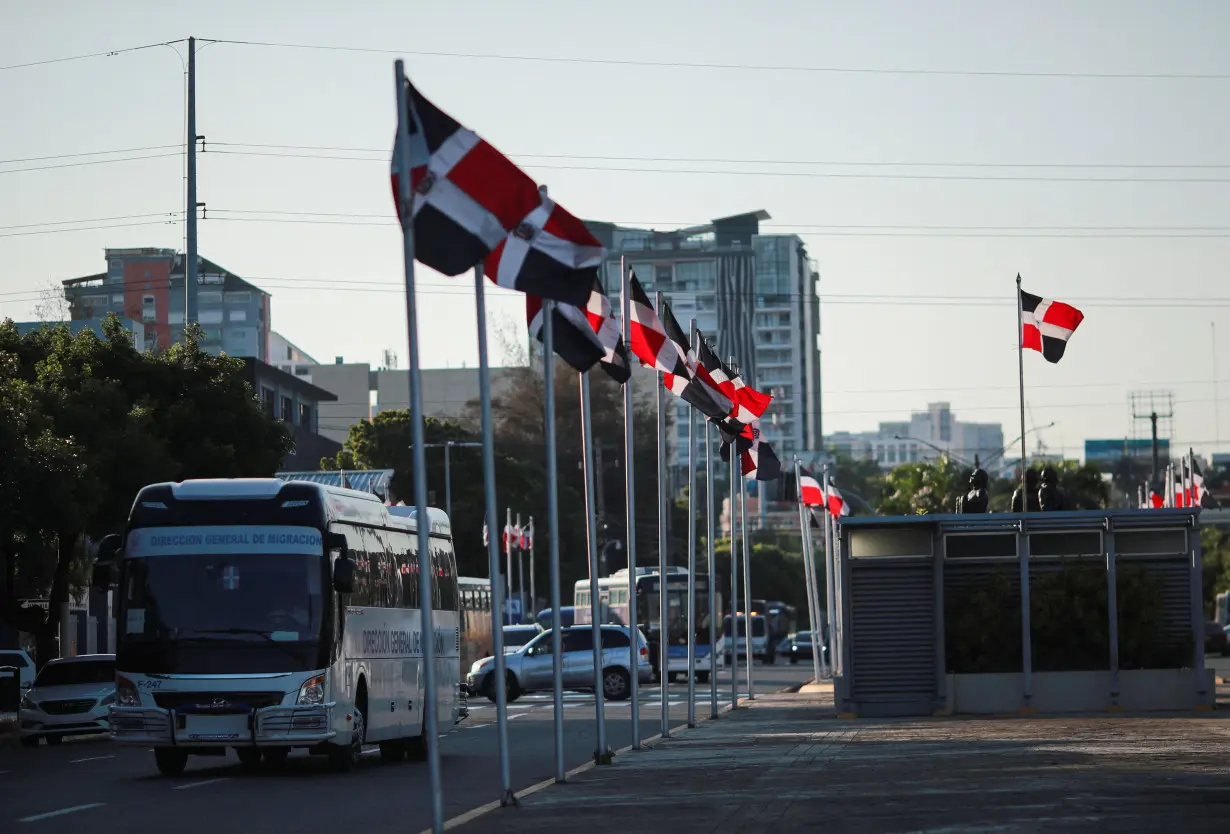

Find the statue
[[954, 468, 990, 513], [1010, 469, 1041, 513], [1038, 466, 1069, 511]]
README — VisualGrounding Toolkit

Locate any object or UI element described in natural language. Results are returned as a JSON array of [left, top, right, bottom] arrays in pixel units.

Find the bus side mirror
[[325, 532, 347, 554], [333, 557, 355, 594], [91, 534, 123, 589]]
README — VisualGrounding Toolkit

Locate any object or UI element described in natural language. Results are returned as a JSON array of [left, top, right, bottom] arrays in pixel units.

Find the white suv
[[19, 654, 116, 747]]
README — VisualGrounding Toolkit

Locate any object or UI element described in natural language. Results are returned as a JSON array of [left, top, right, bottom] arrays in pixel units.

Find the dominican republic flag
[[1020, 286, 1084, 363], [628, 272, 684, 373], [520, 521, 534, 550], [826, 483, 851, 517], [799, 472, 824, 506], [696, 330, 772, 425], [390, 79, 592, 308], [720, 421, 782, 481], [1174, 466, 1189, 508], [485, 192, 604, 309], [1192, 458, 1220, 509], [1148, 488, 1163, 509], [657, 296, 731, 419], [527, 276, 631, 383]]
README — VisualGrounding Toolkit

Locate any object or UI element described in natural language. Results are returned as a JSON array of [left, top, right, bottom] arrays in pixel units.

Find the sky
[[3, 0, 1230, 463]]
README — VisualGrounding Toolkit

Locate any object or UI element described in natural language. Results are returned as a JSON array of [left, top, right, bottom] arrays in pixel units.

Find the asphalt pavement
[[1, 662, 809, 832]]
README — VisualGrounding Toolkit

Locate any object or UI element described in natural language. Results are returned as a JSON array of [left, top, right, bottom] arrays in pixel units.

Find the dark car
[[786, 630, 827, 664], [1205, 621, 1229, 656]]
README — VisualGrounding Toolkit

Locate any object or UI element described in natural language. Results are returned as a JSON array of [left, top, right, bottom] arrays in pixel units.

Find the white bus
[[92, 478, 464, 777]]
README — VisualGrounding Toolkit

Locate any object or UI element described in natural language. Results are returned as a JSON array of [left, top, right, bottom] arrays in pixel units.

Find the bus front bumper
[[108, 703, 338, 747]]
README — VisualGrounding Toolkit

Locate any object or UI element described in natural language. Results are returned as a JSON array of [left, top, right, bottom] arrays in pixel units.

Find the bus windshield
[[723, 616, 766, 638], [118, 553, 325, 674]]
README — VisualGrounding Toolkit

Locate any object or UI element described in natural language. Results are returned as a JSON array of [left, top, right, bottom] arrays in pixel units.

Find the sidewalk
[[442, 685, 1230, 833]]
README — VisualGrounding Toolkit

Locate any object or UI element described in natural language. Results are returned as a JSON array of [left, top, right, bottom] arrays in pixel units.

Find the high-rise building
[[585, 210, 822, 482], [61, 248, 270, 359], [825, 403, 1005, 473]]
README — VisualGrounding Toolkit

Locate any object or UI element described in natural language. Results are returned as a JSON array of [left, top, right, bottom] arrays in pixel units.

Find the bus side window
[[434, 542, 458, 611], [398, 531, 418, 608], [341, 527, 371, 606]]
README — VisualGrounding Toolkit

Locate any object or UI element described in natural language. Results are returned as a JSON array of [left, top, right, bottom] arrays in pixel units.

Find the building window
[[141, 295, 156, 323], [299, 402, 314, 429], [229, 308, 248, 322], [260, 386, 276, 417], [198, 309, 223, 324], [198, 291, 223, 306], [168, 311, 184, 324], [294, 366, 311, 377], [225, 291, 251, 304], [111, 294, 123, 305], [280, 395, 294, 423]]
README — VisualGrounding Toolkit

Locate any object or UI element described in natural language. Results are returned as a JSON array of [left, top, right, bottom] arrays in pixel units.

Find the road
[[2, 662, 809, 832]]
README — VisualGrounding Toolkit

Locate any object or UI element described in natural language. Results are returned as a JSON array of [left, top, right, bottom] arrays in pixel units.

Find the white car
[[19, 654, 116, 747], [0, 648, 35, 705]]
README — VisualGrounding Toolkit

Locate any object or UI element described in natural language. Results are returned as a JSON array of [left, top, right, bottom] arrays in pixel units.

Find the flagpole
[[686, 318, 699, 728], [655, 290, 671, 740], [528, 517, 536, 618], [740, 472, 754, 698], [729, 443, 740, 711], [1016, 273, 1028, 511], [705, 420, 719, 719], [472, 261, 515, 805], [542, 299, 566, 782], [393, 60, 444, 833], [516, 512, 525, 619], [794, 459, 821, 684], [579, 371, 610, 762], [619, 256, 641, 749], [821, 464, 836, 673], [505, 507, 513, 624]]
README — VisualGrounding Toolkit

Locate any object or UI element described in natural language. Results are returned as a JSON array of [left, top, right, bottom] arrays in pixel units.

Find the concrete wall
[[311, 363, 372, 444], [946, 670, 1216, 714]]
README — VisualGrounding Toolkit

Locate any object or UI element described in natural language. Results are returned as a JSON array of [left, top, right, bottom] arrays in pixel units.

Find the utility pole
[[185, 36, 200, 328], [1131, 392, 1174, 484]]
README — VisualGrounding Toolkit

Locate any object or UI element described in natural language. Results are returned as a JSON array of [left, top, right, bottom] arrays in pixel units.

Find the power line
[[0, 212, 183, 232], [202, 147, 1230, 184], [0, 40, 186, 72], [0, 219, 182, 239], [0, 145, 183, 165], [0, 152, 183, 175], [201, 38, 1230, 82], [207, 141, 1230, 171]]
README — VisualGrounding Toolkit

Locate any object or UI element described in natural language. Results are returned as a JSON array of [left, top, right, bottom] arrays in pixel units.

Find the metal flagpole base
[[594, 747, 615, 765], [500, 790, 520, 807]]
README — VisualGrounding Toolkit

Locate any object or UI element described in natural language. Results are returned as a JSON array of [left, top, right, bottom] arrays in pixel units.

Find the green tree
[[878, 457, 968, 515], [0, 317, 293, 661]]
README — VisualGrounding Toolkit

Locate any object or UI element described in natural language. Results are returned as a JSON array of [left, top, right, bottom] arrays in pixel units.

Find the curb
[[422, 697, 746, 833]]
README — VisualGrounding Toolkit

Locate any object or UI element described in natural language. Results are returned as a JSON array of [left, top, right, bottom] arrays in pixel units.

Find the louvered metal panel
[[849, 560, 936, 710], [1121, 555, 1193, 662]]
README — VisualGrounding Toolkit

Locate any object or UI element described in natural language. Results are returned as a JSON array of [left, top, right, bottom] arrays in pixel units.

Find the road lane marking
[[172, 778, 229, 791], [70, 755, 114, 764], [19, 803, 106, 823]]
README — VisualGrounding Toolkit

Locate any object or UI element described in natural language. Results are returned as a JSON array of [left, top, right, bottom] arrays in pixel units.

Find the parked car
[[468, 624, 650, 702], [502, 623, 544, 652], [19, 654, 116, 747], [1206, 621, 1229, 656], [0, 648, 35, 695]]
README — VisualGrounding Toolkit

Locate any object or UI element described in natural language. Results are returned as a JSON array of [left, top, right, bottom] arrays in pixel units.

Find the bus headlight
[[116, 675, 140, 707], [297, 674, 326, 705]]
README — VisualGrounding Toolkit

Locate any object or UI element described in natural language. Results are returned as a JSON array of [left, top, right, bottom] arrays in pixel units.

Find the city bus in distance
[[457, 577, 494, 678], [574, 567, 723, 683], [91, 478, 465, 777]]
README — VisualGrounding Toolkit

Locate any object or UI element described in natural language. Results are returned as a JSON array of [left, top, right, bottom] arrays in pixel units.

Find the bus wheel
[[154, 747, 188, 777], [329, 706, 364, 773], [696, 672, 710, 684], [236, 748, 262, 769], [380, 741, 406, 763], [602, 667, 631, 701]]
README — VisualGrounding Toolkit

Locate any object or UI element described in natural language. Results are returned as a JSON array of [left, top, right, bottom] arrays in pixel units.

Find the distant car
[[502, 623, 544, 653], [1206, 622, 1229, 656], [19, 654, 116, 747], [785, 630, 828, 664], [0, 648, 35, 707], [468, 624, 650, 702]]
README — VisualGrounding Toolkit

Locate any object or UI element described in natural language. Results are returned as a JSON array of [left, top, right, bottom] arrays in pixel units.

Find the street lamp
[[892, 434, 975, 469], [413, 441, 482, 520], [982, 422, 1057, 473]]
